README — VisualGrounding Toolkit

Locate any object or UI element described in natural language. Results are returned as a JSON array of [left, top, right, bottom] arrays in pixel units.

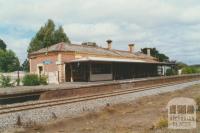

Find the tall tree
[[141, 48, 169, 62], [27, 19, 70, 53], [43, 19, 55, 48], [0, 39, 6, 50], [0, 39, 20, 72], [0, 49, 20, 72], [53, 26, 70, 44]]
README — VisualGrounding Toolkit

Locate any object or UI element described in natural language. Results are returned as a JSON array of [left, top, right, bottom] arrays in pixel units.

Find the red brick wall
[[29, 52, 75, 83], [30, 53, 58, 73], [61, 52, 75, 63]]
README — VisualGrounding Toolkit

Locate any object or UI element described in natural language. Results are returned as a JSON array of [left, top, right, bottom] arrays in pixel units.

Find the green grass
[[193, 66, 200, 73], [190, 65, 200, 73], [196, 67, 200, 72]]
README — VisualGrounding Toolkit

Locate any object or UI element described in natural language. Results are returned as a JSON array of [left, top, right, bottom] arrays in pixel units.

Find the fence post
[[17, 70, 20, 86]]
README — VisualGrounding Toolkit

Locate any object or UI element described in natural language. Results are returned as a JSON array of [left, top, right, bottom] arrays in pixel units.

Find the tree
[[0, 49, 20, 72], [141, 48, 169, 62], [166, 68, 177, 76], [0, 39, 20, 72], [27, 19, 70, 53], [0, 39, 6, 50], [22, 59, 30, 72], [176, 62, 188, 70], [53, 26, 70, 44], [182, 67, 198, 74]]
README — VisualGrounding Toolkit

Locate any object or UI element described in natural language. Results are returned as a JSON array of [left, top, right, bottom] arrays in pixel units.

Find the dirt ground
[[9, 84, 200, 133]]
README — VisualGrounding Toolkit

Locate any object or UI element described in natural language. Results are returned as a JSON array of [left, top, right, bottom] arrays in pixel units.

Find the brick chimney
[[147, 48, 151, 56], [128, 44, 134, 53], [106, 40, 112, 50]]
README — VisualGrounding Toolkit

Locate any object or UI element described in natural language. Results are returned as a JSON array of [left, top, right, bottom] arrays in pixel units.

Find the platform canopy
[[68, 56, 162, 63], [66, 57, 173, 65], [68, 57, 146, 63]]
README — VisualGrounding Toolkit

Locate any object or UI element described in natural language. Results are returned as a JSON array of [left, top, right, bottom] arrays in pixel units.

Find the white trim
[[69, 57, 146, 63]]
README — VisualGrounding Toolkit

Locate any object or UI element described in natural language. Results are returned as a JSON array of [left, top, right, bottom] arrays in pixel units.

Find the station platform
[[0, 74, 199, 98], [0, 74, 200, 105], [0, 77, 153, 96]]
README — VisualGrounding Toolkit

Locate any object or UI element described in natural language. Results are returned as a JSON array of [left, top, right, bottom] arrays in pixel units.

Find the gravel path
[[0, 80, 200, 132]]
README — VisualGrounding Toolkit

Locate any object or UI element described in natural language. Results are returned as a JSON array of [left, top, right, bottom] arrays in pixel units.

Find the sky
[[0, 0, 200, 65]]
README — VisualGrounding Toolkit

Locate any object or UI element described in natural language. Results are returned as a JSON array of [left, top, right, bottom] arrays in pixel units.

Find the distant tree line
[[141, 48, 200, 75], [166, 62, 200, 75]]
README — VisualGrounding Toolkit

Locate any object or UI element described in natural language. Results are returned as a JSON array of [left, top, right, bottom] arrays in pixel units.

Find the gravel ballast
[[0, 80, 200, 132]]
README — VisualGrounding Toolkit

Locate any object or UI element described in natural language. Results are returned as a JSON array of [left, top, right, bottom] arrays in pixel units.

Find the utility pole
[[17, 62, 20, 86]]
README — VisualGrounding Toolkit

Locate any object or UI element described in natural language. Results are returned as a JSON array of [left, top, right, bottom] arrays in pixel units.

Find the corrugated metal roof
[[29, 42, 158, 62]]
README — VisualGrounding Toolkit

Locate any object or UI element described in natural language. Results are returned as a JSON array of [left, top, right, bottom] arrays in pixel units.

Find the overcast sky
[[0, 0, 200, 65]]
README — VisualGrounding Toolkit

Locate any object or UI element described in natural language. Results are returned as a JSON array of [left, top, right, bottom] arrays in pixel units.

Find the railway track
[[0, 78, 199, 115]]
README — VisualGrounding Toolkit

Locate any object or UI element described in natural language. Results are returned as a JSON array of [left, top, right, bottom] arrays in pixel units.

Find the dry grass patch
[[154, 117, 168, 129], [80, 127, 94, 133]]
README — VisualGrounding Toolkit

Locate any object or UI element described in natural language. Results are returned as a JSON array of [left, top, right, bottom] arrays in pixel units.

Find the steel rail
[[0, 78, 199, 115]]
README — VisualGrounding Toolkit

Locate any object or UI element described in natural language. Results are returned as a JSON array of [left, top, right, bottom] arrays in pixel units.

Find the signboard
[[43, 60, 52, 65]]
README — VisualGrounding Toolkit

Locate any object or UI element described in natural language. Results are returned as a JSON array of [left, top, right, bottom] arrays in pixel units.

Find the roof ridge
[[69, 43, 122, 55], [29, 42, 158, 62]]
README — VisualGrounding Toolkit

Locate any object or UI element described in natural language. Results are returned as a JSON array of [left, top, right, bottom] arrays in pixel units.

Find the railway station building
[[29, 40, 170, 84]]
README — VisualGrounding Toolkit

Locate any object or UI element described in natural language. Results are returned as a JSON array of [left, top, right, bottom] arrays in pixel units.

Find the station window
[[91, 63, 111, 74]]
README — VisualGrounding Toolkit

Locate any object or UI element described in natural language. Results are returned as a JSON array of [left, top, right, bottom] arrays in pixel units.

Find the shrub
[[22, 74, 48, 86], [154, 117, 168, 129], [39, 75, 48, 85], [182, 67, 198, 74], [22, 74, 40, 86], [0, 74, 13, 87], [166, 69, 177, 76]]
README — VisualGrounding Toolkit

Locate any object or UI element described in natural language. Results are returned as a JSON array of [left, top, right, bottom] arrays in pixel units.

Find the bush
[[166, 69, 177, 76], [0, 74, 13, 87], [22, 74, 40, 86], [154, 117, 168, 129], [39, 75, 48, 85], [22, 74, 48, 86], [182, 67, 198, 74]]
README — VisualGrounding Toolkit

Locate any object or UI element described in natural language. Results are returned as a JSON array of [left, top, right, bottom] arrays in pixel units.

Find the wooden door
[[65, 64, 71, 82]]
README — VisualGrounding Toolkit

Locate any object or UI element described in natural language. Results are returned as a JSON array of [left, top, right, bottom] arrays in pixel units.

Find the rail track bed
[[0, 74, 200, 105], [0, 74, 200, 115], [0, 74, 200, 131]]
